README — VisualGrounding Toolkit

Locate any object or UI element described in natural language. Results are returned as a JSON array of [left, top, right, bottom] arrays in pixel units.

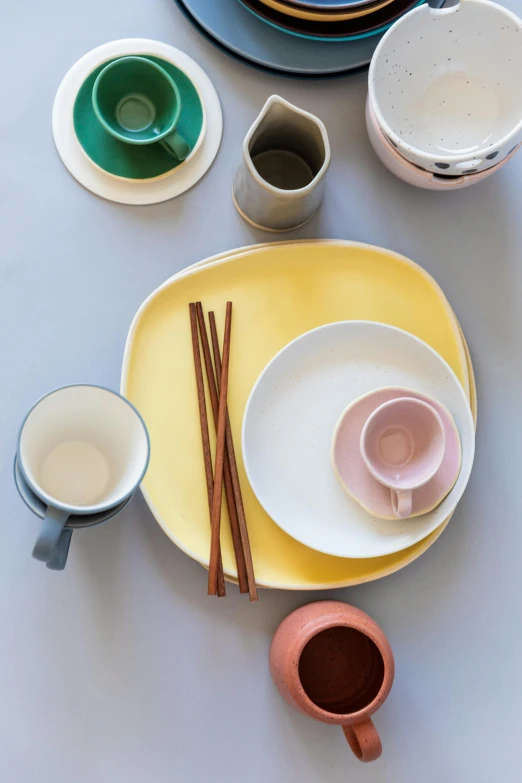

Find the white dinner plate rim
[[242, 319, 475, 558]]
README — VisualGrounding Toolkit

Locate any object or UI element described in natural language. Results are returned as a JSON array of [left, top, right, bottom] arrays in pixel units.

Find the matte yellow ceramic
[[122, 241, 474, 590], [178, 240, 476, 418], [258, 0, 395, 21]]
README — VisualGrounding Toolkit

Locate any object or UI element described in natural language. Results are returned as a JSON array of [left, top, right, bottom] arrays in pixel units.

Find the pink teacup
[[360, 397, 445, 518]]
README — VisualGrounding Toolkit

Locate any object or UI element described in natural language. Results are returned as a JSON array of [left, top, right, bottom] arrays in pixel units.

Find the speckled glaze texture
[[243, 320, 475, 559], [332, 387, 461, 520], [369, 0, 522, 175], [365, 98, 521, 190], [269, 601, 394, 762]]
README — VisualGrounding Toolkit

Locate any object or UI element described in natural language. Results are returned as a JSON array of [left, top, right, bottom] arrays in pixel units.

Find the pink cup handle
[[343, 719, 382, 762], [391, 489, 412, 518]]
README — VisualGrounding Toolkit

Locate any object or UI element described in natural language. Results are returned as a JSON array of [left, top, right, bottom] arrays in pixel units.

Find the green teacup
[[92, 56, 191, 161]]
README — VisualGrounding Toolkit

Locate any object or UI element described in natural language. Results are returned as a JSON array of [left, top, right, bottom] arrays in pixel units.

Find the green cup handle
[[160, 130, 191, 162]]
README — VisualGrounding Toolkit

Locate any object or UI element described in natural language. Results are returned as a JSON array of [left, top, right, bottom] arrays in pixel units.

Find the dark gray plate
[[173, 0, 443, 77]]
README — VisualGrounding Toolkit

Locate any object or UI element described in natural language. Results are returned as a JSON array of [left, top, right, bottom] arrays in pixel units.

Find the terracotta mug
[[269, 600, 394, 762]]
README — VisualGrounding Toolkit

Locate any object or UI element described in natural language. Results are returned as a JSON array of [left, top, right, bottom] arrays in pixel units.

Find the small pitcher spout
[[233, 95, 331, 232]]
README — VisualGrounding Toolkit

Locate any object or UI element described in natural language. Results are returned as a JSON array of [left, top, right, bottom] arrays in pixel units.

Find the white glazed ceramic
[[19, 385, 150, 514], [18, 385, 150, 569], [366, 98, 521, 191], [233, 95, 331, 232], [369, 0, 522, 175], [242, 321, 475, 559], [53, 39, 222, 205]]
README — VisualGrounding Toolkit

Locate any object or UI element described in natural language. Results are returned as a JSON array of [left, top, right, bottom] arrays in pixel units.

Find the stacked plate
[[367, 0, 522, 190], [242, 320, 474, 560], [173, 0, 444, 78], [238, 0, 423, 41], [122, 240, 477, 591], [52, 39, 222, 205]]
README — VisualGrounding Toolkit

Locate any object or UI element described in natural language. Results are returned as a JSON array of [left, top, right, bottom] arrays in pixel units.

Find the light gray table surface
[[2, 1, 522, 780]]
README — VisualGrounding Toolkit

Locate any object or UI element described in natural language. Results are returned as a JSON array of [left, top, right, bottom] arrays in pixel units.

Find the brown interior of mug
[[298, 626, 385, 715]]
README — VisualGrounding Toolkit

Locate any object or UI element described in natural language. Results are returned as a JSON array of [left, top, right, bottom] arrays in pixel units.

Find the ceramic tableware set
[[53, 39, 222, 205], [173, 0, 444, 77], [16, 239, 474, 758], [120, 238, 477, 760], [19, 0, 520, 765], [122, 240, 477, 585], [237, 0, 427, 41], [16, 386, 149, 569], [242, 320, 474, 558]]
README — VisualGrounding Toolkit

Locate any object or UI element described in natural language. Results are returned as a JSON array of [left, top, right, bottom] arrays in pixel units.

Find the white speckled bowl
[[369, 0, 522, 175], [366, 98, 520, 190]]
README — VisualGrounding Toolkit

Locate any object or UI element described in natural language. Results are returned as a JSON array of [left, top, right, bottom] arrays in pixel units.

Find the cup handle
[[32, 506, 70, 563], [160, 130, 191, 161], [343, 719, 382, 762], [428, 1, 460, 14], [46, 528, 73, 571], [391, 489, 412, 518]]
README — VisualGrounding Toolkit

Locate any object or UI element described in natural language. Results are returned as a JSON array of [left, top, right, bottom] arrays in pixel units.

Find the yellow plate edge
[[258, 0, 395, 22], [121, 240, 475, 590]]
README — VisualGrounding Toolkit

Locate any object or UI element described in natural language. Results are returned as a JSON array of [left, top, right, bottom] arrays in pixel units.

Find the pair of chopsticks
[[189, 301, 258, 602]]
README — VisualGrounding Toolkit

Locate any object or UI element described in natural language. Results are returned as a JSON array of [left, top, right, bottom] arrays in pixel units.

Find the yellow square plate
[[122, 241, 475, 590]]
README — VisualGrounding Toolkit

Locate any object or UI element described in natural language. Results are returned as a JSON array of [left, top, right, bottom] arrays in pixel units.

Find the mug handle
[[391, 489, 412, 518], [343, 719, 382, 762], [160, 130, 191, 162], [32, 506, 70, 563], [46, 528, 73, 571]]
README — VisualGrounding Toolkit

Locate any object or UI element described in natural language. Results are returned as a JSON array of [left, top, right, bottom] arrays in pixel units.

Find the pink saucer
[[332, 387, 462, 520]]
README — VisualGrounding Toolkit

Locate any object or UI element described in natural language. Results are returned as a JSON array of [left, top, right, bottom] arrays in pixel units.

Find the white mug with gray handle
[[17, 385, 150, 570]]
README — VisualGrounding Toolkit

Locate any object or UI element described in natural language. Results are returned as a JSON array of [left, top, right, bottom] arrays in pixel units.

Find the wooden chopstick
[[195, 303, 249, 593], [208, 302, 233, 595], [189, 303, 226, 597], [209, 311, 258, 603]]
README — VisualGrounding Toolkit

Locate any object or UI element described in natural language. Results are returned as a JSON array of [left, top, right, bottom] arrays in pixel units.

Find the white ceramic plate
[[52, 39, 222, 205], [242, 321, 474, 559]]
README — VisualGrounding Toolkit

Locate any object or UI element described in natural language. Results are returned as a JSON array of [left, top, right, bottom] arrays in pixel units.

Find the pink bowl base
[[366, 98, 521, 191]]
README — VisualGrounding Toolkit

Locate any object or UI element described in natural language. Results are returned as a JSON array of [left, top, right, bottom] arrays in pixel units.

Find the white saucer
[[52, 39, 223, 205], [242, 321, 475, 559]]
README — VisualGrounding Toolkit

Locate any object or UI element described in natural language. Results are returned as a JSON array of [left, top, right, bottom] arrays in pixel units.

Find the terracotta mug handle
[[342, 719, 382, 762]]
